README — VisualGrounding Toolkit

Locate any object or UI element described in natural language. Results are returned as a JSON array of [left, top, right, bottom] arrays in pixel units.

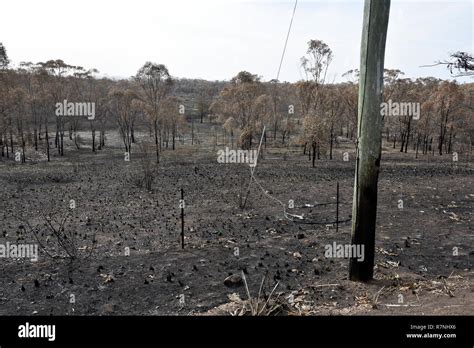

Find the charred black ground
[[0, 140, 471, 315]]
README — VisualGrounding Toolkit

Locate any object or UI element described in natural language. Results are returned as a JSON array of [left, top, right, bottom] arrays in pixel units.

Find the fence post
[[181, 188, 184, 249], [336, 182, 339, 233]]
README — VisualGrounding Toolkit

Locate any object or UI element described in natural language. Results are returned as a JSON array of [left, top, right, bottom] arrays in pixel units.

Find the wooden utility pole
[[349, 0, 391, 282]]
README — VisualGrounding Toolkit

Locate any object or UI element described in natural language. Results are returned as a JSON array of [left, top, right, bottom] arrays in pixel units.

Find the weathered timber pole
[[349, 0, 391, 282]]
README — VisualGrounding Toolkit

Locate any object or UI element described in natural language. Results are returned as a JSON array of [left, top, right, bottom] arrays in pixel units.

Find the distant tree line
[[0, 42, 471, 165]]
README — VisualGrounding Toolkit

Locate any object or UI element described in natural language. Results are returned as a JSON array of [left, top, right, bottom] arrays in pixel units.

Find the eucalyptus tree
[[134, 62, 173, 163]]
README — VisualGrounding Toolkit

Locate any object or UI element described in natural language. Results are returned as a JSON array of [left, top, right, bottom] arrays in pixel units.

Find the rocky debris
[[100, 274, 115, 283], [405, 238, 411, 248], [224, 274, 243, 288], [166, 272, 175, 283], [293, 252, 302, 259]]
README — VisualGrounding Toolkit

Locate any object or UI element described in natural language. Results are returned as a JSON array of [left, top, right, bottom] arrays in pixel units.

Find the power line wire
[[276, 0, 298, 81]]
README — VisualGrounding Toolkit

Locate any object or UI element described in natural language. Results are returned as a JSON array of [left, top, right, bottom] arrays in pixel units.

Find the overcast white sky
[[1, 0, 472, 82]]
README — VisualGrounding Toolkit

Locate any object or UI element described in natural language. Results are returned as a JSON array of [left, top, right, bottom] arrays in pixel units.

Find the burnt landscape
[[0, 0, 472, 333], [0, 134, 472, 315]]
